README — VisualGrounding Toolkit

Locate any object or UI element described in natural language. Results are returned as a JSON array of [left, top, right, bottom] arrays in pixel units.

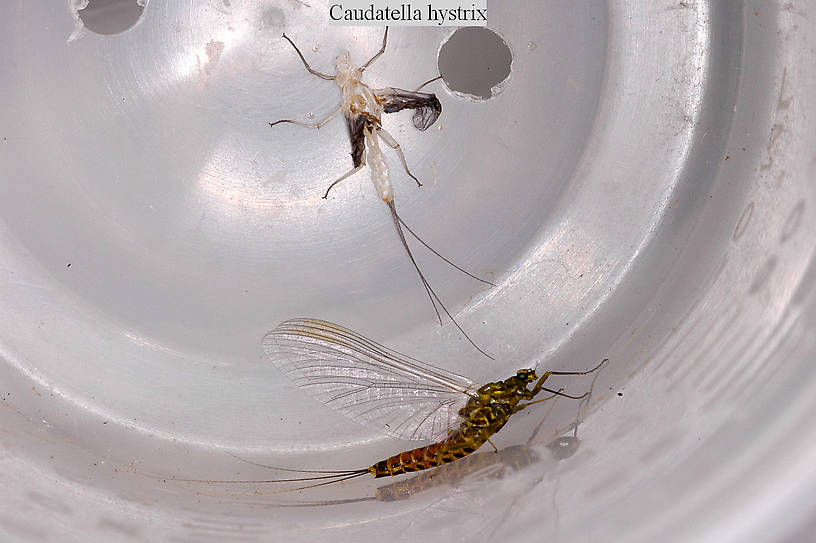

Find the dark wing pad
[[378, 88, 442, 131], [345, 113, 368, 167]]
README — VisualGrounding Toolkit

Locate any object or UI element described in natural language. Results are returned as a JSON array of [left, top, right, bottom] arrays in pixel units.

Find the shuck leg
[[323, 164, 365, 199], [269, 105, 342, 129], [414, 75, 443, 92], [281, 33, 336, 81], [378, 127, 422, 188], [362, 27, 389, 70]]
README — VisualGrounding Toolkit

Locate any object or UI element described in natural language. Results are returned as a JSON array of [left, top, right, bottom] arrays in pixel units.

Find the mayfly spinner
[[183, 319, 606, 491], [269, 28, 494, 358], [293, 370, 600, 505]]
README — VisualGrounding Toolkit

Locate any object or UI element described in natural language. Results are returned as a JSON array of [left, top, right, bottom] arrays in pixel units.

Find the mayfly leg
[[522, 358, 609, 407]]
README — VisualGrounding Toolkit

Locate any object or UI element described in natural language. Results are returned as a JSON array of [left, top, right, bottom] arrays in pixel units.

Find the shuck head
[[335, 51, 362, 84]]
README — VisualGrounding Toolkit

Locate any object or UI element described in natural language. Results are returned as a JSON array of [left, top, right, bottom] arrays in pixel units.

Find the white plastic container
[[1, 1, 815, 542]]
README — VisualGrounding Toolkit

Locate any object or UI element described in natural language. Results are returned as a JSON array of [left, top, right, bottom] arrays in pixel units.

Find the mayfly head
[[335, 51, 362, 85], [477, 370, 536, 403], [515, 369, 538, 384]]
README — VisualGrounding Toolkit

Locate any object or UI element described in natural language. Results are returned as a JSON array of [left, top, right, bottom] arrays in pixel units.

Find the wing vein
[[262, 318, 476, 441]]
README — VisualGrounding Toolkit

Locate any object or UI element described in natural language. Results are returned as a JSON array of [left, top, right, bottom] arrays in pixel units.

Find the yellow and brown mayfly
[[189, 319, 606, 490]]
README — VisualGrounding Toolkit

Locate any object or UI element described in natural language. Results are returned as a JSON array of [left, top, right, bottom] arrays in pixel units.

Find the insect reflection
[[176, 319, 606, 491], [269, 28, 494, 358]]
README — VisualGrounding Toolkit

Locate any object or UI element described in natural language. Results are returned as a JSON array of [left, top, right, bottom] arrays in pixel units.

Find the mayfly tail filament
[[172, 468, 371, 494], [386, 199, 493, 359]]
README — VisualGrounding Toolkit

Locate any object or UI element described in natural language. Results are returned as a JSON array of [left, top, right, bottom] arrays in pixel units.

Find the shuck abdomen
[[365, 130, 393, 202]]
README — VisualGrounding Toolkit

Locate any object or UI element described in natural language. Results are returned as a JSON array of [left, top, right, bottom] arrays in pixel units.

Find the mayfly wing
[[375, 88, 442, 131], [262, 318, 478, 441]]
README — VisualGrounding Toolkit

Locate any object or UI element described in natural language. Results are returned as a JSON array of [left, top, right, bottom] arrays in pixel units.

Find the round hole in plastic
[[2, 2, 816, 543], [74, 0, 145, 36], [438, 27, 513, 100]]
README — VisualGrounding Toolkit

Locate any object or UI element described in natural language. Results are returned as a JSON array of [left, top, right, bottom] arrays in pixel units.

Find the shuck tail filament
[[385, 199, 494, 359]]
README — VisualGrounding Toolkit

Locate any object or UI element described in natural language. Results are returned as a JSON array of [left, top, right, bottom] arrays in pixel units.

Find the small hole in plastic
[[438, 27, 512, 100], [77, 0, 145, 35]]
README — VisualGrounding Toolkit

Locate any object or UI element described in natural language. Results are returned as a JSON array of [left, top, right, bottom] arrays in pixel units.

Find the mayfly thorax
[[268, 28, 495, 358], [175, 319, 607, 492]]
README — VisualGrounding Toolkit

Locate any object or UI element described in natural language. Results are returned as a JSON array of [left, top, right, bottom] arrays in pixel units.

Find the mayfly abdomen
[[370, 431, 487, 478]]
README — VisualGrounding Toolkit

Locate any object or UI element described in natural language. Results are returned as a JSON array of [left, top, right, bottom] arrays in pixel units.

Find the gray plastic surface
[[2, 1, 816, 542]]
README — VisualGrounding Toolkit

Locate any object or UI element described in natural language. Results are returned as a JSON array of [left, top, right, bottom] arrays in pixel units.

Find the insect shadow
[[269, 27, 494, 358]]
